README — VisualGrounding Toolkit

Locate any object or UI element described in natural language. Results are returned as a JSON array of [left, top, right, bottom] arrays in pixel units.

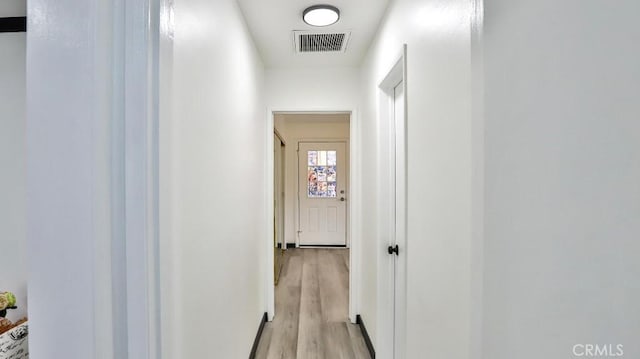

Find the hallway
[[256, 249, 370, 358], [11, 0, 640, 357]]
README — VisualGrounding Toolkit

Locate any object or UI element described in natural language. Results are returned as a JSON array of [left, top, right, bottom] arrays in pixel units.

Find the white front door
[[298, 142, 348, 246]]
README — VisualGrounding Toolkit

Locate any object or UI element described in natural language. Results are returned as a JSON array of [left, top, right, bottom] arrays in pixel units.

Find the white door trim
[[265, 108, 361, 324], [377, 45, 408, 359], [123, 0, 164, 357]]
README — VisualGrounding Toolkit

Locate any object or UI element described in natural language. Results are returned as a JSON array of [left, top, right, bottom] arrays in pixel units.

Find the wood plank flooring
[[255, 249, 371, 359]]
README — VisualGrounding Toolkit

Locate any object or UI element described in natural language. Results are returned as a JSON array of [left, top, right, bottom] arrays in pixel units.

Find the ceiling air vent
[[293, 30, 351, 54]]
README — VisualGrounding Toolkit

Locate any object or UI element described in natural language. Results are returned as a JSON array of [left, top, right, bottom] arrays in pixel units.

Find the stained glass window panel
[[307, 150, 337, 198], [317, 167, 327, 181], [318, 151, 327, 166], [327, 151, 337, 166], [327, 182, 337, 197], [326, 166, 336, 182], [308, 151, 318, 166]]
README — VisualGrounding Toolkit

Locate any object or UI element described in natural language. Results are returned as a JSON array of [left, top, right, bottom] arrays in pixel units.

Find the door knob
[[340, 197, 346, 202], [388, 244, 399, 256]]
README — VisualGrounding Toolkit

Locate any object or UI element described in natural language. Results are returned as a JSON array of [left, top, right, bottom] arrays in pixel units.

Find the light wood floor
[[255, 248, 371, 359]]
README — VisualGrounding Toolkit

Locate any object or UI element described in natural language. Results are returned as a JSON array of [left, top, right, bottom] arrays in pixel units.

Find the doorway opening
[[265, 110, 361, 325], [261, 111, 368, 357]]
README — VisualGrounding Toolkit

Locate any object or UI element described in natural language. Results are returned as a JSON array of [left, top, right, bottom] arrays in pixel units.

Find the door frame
[[377, 45, 408, 359], [296, 139, 350, 248], [265, 108, 361, 324]]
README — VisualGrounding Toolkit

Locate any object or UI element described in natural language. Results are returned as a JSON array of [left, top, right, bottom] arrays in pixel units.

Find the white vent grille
[[293, 31, 351, 53]]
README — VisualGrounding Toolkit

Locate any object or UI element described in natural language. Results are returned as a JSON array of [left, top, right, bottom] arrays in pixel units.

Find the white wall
[[163, 0, 266, 357], [0, 0, 25, 17], [0, 1, 27, 322], [360, 0, 474, 357], [274, 114, 350, 246], [266, 67, 359, 110], [482, 1, 640, 358]]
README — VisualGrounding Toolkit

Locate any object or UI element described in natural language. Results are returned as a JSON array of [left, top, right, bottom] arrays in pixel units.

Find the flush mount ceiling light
[[303, 5, 340, 27]]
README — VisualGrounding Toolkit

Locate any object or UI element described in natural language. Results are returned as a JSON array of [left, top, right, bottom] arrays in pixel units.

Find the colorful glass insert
[[307, 150, 337, 198]]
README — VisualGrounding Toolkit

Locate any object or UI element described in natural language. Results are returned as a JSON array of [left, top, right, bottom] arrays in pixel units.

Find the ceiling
[[237, 0, 390, 68]]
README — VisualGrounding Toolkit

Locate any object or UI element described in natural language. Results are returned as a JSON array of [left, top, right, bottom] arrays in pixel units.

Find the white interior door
[[392, 81, 407, 359], [279, 142, 286, 249], [274, 134, 285, 249], [274, 134, 285, 283], [298, 142, 347, 246]]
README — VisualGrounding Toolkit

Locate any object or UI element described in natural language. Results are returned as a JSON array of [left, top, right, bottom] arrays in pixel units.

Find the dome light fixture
[[303, 5, 340, 27]]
